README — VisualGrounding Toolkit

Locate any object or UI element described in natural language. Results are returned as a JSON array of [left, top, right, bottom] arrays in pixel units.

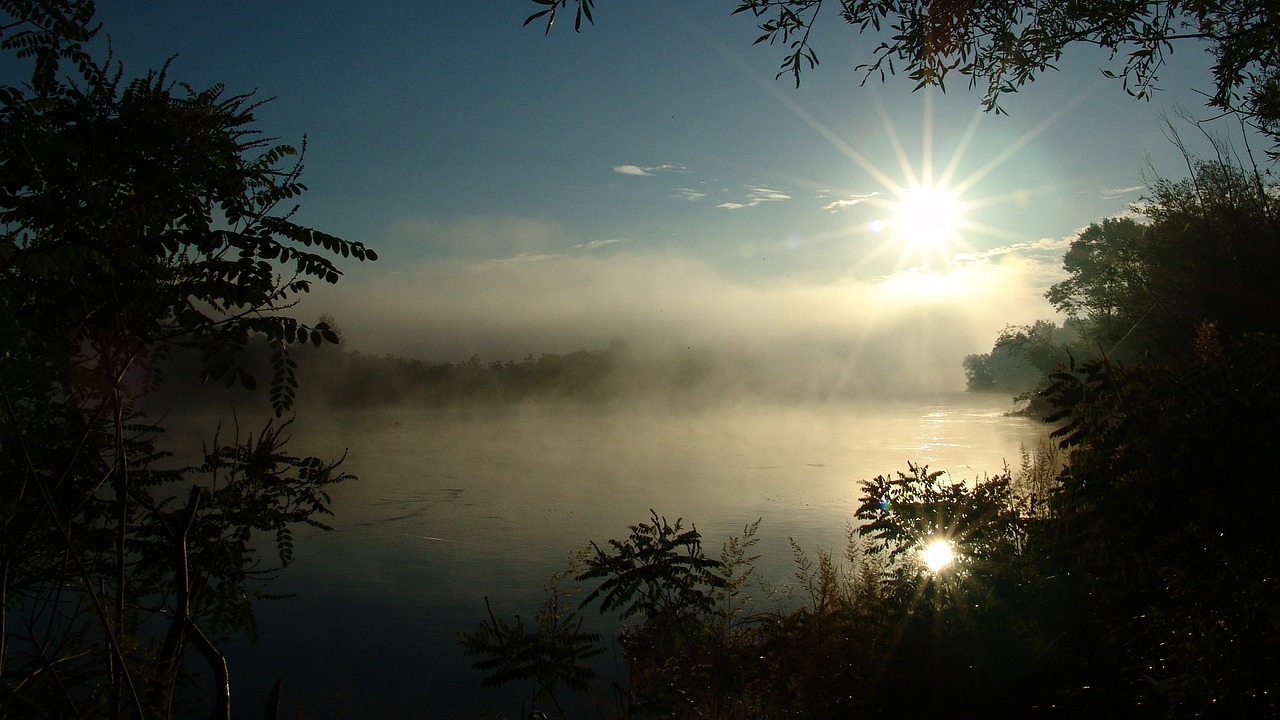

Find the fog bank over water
[[304, 246, 1063, 395]]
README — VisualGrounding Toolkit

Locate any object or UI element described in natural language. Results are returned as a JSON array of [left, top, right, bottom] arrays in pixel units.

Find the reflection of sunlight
[[921, 538, 955, 573]]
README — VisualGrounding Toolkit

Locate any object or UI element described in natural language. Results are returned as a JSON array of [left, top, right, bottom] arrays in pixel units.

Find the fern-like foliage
[[461, 572, 603, 716], [577, 510, 728, 623]]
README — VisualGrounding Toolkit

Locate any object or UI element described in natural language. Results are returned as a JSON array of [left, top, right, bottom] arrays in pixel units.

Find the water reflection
[[207, 395, 1046, 717]]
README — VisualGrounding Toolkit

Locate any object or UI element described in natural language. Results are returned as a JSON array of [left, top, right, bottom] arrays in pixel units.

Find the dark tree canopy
[[0, 11, 377, 413], [528, 0, 1280, 146], [1043, 158, 1280, 361], [0, 2, 373, 716]]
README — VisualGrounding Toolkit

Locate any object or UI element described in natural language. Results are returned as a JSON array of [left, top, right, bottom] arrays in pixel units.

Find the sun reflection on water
[[921, 538, 956, 574]]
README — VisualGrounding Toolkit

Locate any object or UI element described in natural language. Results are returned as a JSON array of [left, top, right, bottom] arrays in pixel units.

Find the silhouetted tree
[[529, 0, 1280, 149], [0, 2, 373, 716], [1045, 217, 1152, 354], [1045, 158, 1280, 362]]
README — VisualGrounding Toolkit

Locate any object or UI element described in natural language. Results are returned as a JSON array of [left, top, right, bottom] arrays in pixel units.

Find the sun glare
[[920, 539, 955, 574], [755, 82, 1089, 285], [892, 183, 963, 257]]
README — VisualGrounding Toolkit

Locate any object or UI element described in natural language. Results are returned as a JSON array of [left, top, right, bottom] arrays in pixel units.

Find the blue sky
[[36, 1, 1247, 387]]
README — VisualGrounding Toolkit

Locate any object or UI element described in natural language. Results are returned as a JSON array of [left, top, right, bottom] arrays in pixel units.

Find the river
[[201, 395, 1048, 718]]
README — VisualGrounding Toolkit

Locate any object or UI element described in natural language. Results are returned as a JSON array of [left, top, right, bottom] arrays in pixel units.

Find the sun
[[889, 181, 965, 265], [765, 88, 1085, 278]]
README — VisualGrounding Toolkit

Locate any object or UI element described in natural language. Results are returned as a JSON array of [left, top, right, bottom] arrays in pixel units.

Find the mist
[[302, 235, 1064, 397]]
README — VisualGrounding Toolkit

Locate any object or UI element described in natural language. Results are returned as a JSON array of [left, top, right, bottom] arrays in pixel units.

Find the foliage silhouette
[[1046, 157, 1280, 362], [579, 511, 727, 623], [968, 148, 1280, 405], [0, 2, 371, 716], [461, 570, 603, 719], [1038, 340, 1280, 715], [528, 0, 1280, 148], [466, 464, 1069, 718]]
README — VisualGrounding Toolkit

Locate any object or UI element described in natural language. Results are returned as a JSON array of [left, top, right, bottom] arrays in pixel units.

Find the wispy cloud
[[613, 163, 690, 176], [677, 188, 707, 201], [613, 165, 652, 176], [494, 252, 560, 264], [953, 236, 1074, 287], [823, 192, 879, 212], [749, 187, 791, 202], [719, 186, 793, 210], [387, 215, 566, 259], [497, 237, 625, 263], [386, 215, 628, 266], [573, 238, 625, 251], [1103, 184, 1146, 199], [954, 237, 1072, 262]]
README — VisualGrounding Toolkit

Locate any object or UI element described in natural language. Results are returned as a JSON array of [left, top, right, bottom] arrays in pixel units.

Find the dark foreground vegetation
[[0, 3, 372, 717]]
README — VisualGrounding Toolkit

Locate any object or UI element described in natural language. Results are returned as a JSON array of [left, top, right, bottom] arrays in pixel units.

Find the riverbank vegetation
[[0, 4, 373, 717], [965, 151, 1280, 405]]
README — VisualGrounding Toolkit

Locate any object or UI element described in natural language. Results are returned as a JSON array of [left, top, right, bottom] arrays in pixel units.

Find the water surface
[[208, 396, 1047, 717]]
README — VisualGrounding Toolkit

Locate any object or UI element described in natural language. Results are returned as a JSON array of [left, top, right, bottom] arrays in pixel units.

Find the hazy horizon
[[76, 1, 1245, 397]]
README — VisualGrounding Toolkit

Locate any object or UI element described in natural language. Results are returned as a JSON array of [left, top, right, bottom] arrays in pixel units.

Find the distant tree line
[[154, 340, 759, 409], [159, 336, 972, 411], [300, 346, 627, 406]]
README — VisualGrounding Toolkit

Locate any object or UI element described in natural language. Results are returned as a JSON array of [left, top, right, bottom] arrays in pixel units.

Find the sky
[[13, 1, 1251, 390]]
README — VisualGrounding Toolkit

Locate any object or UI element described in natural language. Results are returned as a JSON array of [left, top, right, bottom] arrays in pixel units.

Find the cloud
[[954, 236, 1071, 263], [613, 165, 651, 176], [677, 188, 707, 201], [1103, 184, 1146, 199], [613, 163, 690, 177], [493, 252, 561, 264], [953, 236, 1073, 287], [386, 216, 628, 267], [573, 238, 625, 251], [387, 215, 567, 259], [719, 186, 793, 209], [496, 237, 625, 263], [749, 188, 791, 202], [824, 192, 879, 212]]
